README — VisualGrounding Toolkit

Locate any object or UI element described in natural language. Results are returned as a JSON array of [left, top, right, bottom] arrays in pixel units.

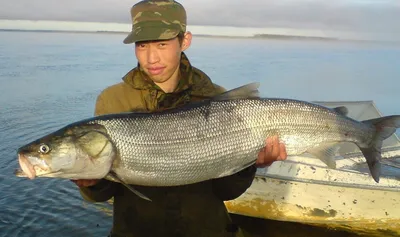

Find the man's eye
[[136, 43, 146, 49]]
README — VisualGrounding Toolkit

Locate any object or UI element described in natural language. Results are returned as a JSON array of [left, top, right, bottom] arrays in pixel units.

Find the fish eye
[[38, 144, 50, 154]]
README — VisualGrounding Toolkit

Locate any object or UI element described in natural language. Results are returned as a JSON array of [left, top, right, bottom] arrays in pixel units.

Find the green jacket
[[79, 53, 256, 237]]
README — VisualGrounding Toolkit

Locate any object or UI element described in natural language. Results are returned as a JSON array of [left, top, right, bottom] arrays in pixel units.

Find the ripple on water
[[0, 178, 113, 237]]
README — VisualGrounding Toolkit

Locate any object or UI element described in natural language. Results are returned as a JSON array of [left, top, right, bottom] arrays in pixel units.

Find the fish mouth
[[17, 154, 50, 179]]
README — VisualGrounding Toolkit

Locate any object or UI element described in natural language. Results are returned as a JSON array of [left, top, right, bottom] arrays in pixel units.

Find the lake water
[[0, 31, 400, 237]]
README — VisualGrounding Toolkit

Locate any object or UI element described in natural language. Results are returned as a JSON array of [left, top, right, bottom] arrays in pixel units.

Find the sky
[[1, 0, 400, 41]]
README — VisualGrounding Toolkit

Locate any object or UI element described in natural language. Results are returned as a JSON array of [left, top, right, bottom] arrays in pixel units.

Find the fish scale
[[91, 100, 257, 186], [88, 98, 375, 186]]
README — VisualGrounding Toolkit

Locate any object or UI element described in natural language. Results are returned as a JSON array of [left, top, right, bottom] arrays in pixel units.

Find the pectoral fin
[[106, 171, 152, 202], [307, 143, 340, 169]]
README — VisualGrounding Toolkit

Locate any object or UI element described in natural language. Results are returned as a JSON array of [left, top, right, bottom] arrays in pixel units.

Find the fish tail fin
[[360, 115, 400, 183]]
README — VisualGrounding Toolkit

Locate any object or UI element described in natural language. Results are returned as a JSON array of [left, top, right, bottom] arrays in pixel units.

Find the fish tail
[[360, 115, 400, 183]]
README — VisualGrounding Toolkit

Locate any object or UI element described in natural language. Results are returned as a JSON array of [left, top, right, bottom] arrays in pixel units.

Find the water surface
[[1, 31, 399, 237]]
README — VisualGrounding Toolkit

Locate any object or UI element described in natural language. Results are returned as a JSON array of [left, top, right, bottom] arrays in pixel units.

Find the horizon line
[[0, 19, 399, 43], [0, 19, 342, 38]]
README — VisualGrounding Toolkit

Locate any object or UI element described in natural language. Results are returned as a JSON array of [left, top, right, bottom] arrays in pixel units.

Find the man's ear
[[181, 31, 192, 51]]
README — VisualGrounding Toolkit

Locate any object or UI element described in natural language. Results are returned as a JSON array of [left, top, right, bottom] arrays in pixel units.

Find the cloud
[[0, 0, 132, 23], [1, 0, 399, 35], [184, 0, 400, 33]]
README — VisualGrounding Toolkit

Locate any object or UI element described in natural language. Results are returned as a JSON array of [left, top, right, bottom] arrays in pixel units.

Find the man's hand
[[71, 179, 100, 188], [256, 136, 287, 168]]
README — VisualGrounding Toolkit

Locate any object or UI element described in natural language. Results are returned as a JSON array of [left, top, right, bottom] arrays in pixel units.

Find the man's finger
[[258, 161, 274, 168], [75, 180, 82, 187], [265, 161, 274, 167], [266, 137, 273, 153], [279, 143, 287, 160], [71, 179, 92, 187], [257, 147, 265, 165], [270, 136, 280, 158]]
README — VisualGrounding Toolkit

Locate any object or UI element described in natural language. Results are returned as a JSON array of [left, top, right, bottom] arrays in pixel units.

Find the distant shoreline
[[0, 28, 394, 44], [253, 33, 338, 41], [0, 28, 340, 41]]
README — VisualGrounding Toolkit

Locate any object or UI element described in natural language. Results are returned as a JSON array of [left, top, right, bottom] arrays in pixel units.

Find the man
[[73, 1, 287, 236]]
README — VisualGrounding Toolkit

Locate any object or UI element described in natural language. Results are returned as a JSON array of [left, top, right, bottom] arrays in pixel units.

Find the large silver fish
[[16, 83, 400, 199]]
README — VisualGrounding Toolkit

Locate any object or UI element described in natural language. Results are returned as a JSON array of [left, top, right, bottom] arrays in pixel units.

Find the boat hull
[[225, 154, 400, 234]]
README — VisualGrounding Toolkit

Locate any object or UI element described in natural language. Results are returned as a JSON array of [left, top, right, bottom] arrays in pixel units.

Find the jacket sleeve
[[77, 92, 119, 202], [212, 165, 257, 201]]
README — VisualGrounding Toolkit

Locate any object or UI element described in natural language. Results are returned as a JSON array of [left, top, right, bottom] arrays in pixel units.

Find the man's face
[[135, 33, 191, 84]]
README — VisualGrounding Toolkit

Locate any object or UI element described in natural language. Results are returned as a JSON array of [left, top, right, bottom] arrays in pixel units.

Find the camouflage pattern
[[123, 0, 187, 44], [78, 52, 256, 237], [129, 53, 227, 110]]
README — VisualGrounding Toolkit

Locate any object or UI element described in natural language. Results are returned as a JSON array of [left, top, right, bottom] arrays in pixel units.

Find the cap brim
[[123, 27, 181, 44]]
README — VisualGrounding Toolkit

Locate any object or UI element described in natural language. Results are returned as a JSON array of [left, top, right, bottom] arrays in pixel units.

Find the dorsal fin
[[214, 82, 260, 101], [332, 106, 349, 116]]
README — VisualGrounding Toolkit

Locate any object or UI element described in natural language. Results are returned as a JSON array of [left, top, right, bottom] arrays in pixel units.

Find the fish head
[[15, 123, 116, 180]]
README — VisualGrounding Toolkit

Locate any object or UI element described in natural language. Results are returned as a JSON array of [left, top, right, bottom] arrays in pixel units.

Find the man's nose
[[147, 46, 160, 64]]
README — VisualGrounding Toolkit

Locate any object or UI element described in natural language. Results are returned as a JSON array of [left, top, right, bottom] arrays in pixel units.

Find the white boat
[[225, 101, 400, 233]]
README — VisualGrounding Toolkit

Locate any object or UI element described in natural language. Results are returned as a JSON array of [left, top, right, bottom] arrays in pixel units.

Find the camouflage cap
[[123, 0, 187, 44]]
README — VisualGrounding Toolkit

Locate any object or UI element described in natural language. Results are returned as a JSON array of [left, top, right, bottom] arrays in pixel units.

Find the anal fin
[[307, 143, 340, 169], [106, 171, 152, 202]]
